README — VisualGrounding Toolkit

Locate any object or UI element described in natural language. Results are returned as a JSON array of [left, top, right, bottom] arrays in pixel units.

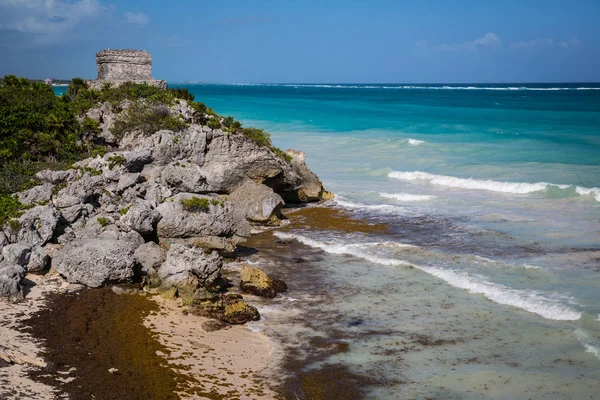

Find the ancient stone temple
[[87, 49, 167, 89]]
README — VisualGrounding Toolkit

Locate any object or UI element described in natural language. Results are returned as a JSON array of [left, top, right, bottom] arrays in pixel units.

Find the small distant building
[[44, 78, 52, 85], [86, 49, 166, 90]]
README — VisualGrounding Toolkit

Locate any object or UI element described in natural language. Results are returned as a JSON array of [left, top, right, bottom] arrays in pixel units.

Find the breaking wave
[[379, 192, 437, 202], [388, 171, 600, 202], [274, 232, 582, 321]]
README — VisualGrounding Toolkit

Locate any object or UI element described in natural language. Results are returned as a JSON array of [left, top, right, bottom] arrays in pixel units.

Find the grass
[[97, 217, 110, 227], [180, 197, 210, 212]]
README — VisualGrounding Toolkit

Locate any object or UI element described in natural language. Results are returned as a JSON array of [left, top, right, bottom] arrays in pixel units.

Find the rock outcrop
[[0, 70, 329, 301], [87, 49, 166, 90], [240, 265, 287, 298]]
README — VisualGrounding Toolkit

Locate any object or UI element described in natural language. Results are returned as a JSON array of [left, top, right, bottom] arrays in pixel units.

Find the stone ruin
[[86, 49, 167, 90]]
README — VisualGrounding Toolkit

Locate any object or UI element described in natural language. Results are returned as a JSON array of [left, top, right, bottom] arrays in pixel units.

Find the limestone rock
[[53, 174, 107, 209], [6, 206, 58, 246], [35, 169, 76, 185], [227, 180, 284, 223], [222, 300, 260, 325], [156, 193, 250, 240], [17, 183, 54, 207], [240, 265, 288, 298], [158, 243, 222, 289], [134, 242, 166, 273], [52, 239, 137, 287], [285, 150, 326, 202], [160, 162, 208, 193], [27, 245, 50, 273], [116, 173, 145, 193], [120, 201, 162, 235], [0, 263, 26, 302], [2, 244, 32, 266]]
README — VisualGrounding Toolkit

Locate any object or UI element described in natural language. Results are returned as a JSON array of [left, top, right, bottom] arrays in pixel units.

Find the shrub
[[0, 194, 24, 227], [107, 155, 127, 170], [119, 204, 133, 216], [180, 197, 210, 212], [223, 116, 242, 132], [111, 102, 187, 138], [207, 118, 221, 130], [97, 217, 110, 227]]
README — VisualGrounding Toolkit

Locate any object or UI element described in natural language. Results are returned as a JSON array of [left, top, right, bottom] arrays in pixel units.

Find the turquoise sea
[[59, 83, 600, 398]]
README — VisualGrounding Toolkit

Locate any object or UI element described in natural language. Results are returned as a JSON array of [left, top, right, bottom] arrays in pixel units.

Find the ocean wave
[[407, 138, 426, 146], [575, 329, 600, 360], [332, 197, 410, 214], [388, 170, 600, 202], [379, 192, 437, 202], [275, 232, 581, 321], [227, 83, 600, 91]]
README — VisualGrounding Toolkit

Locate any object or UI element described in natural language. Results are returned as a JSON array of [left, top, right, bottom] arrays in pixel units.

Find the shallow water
[[182, 83, 600, 399], [62, 83, 600, 398]]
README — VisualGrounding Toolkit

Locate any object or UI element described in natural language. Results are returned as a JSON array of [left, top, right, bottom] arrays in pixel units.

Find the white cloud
[[124, 11, 149, 25], [417, 32, 501, 53], [510, 37, 582, 50], [510, 38, 554, 49], [0, 0, 109, 43]]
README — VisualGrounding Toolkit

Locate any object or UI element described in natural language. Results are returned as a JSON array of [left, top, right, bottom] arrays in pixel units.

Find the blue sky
[[0, 0, 598, 83]]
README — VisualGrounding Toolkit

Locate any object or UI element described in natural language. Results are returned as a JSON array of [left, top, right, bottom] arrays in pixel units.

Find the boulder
[[17, 183, 54, 207], [227, 180, 284, 223], [161, 162, 208, 193], [2, 243, 32, 266], [158, 243, 222, 289], [116, 173, 145, 193], [5, 205, 58, 246], [27, 245, 50, 272], [0, 263, 26, 302], [156, 193, 250, 239], [222, 299, 260, 325], [134, 242, 166, 273], [120, 202, 162, 235], [53, 174, 107, 209], [52, 239, 137, 287], [240, 265, 288, 298], [284, 150, 325, 202], [35, 169, 76, 185]]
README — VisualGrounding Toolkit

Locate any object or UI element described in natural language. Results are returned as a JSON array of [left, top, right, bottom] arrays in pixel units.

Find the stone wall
[[87, 49, 167, 89]]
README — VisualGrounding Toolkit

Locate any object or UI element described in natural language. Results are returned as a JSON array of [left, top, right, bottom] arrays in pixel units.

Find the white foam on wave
[[231, 83, 600, 91], [407, 138, 425, 146], [275, 232, 582, 321], [380, 192, 436, 202], [575, 329, 600, 360], [389, 170, 600, 202], [333, 197, 410, 214]]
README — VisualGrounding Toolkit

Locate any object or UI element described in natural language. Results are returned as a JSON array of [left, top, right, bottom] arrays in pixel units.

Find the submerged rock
[[53, 239, 137, 287], [240, 265, 288, 298]]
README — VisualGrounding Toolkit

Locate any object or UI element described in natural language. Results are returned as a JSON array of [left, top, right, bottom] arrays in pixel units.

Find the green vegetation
[[97, 217, 110, 227], [0, 75, 292, 213], [107, 155, 127, 170], [0, 194, 24, 227], [111, 101, 186, 138], [119, 204, 133, 216], [180, 197, 210, 212], [207, 118, 222, 130]]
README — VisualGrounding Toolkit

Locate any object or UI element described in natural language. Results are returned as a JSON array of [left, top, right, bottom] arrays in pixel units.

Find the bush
[[107, 155, 127, 170], [180, 197, 210, 212], [97, 217, 110, 227], [0, 193, 24, 227], [111, 102, 187, 138], [207, 118, 221, 130], [119, 204, 133, 216]]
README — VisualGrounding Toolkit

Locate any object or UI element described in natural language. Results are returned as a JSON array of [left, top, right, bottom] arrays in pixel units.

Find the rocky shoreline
[[0, 70, 332, 398]]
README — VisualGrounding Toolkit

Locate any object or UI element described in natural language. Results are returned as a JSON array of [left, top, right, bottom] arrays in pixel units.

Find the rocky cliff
[[0, 90, 329, 306]]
